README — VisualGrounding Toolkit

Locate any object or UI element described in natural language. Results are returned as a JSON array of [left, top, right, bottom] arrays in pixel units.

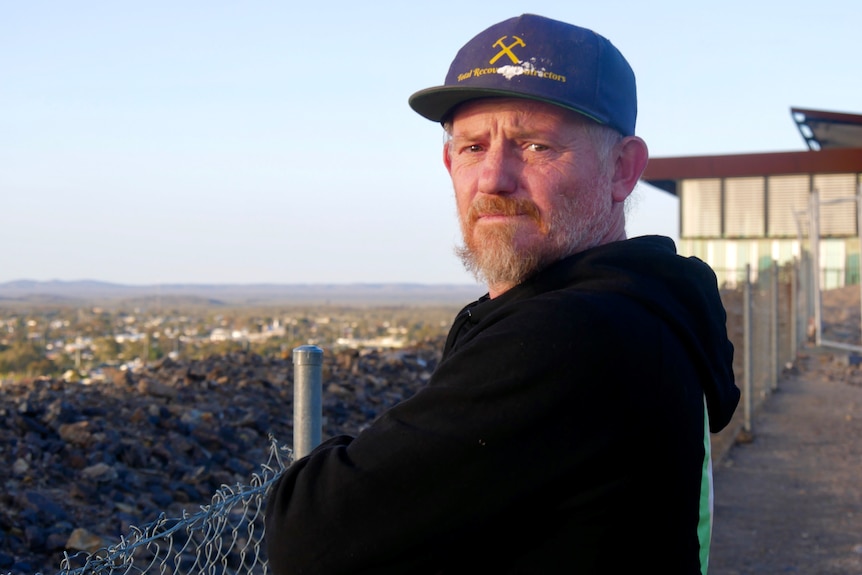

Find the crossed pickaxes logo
[[489, 35, 525, 65]]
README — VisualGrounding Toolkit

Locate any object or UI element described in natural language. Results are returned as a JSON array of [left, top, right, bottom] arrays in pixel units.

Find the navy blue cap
[[408, 14, 637, 136]]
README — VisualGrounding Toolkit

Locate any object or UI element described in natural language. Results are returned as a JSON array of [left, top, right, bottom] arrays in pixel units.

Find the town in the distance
[[0, 280, 481, 382]]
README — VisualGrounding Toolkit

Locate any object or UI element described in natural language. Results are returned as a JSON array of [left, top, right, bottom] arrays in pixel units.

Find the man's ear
[[611, 136, 649, 203], [443, 142, 453, 174]]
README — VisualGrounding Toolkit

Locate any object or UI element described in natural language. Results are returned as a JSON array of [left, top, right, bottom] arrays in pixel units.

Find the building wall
[[677, 172, 862, 288], [679, 237, 860, 289]]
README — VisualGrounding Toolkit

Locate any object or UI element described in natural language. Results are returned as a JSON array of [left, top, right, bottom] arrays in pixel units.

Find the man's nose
[[477, 145, 518, 196]]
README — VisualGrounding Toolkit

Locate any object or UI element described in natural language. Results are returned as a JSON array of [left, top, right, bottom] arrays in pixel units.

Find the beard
[[455, 178, 614, 290]]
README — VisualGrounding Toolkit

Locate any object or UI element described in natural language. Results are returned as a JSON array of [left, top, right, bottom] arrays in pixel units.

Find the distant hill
[[0, 280, 484, 307]]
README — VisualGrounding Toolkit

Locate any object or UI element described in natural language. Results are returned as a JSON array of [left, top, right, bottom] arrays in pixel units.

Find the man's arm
[[264, 296, 640, 574]]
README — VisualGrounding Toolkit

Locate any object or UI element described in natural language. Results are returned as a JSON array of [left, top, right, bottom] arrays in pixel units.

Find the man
[[265, 14, 739, 574]]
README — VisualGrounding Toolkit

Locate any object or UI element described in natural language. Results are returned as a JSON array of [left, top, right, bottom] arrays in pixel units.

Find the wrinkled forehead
[[446, 97, 598, 133]]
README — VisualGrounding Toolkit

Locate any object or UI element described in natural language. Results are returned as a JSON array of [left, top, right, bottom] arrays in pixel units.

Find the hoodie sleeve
[[264, 285, 718, 574]]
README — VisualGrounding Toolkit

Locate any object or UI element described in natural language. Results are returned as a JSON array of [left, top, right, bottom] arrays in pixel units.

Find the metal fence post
[[857, 186, 862, 347], [809, 188, 822, 346], [789, 258, 804, 363], [771, 260, 779, 392], [293, 345, 323, 459], [743, 264, 753, 434]]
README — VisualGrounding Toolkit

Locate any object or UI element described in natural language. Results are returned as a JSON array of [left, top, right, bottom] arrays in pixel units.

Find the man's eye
[[528, 143, 549, 152], [467, 144, 484, 153]]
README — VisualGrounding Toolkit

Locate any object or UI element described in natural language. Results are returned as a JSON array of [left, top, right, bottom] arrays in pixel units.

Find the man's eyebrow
[[449, 128, 485, 140], [451, 126, 555, 141]]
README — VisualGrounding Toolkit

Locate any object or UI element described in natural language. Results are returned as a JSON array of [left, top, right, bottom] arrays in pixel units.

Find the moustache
[[468, 196, 541, 224]]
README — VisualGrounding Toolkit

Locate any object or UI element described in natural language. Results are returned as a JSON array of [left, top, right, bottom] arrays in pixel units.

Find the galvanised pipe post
[[771, 260, 778, 392], [743, 264, 753, 435], [292, 345, 323, 460]]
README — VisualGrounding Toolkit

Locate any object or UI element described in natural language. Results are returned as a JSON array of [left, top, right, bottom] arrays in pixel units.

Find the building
[[641, 108, 862, 288]]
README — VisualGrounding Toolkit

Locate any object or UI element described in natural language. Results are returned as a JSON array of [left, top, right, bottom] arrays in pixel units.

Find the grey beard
[[454, 235, 542, 290], [455, 185, 613, 291]]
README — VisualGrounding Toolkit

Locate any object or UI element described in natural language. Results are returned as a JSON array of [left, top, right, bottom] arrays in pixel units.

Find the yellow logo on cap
[[455, 33, 566, 84], [489, 36, 525, 65]]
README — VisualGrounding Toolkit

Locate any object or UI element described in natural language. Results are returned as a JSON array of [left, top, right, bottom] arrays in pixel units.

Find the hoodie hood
[[521, 235, 739, 431]]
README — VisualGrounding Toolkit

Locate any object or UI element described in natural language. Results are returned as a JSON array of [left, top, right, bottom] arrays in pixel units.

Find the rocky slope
[[1, 339, 444, 574]]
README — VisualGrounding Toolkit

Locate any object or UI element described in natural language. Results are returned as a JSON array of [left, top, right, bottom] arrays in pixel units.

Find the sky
[[2, 0, 859, 287]]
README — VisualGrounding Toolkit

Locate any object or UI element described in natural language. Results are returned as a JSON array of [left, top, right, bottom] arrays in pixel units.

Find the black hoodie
[[265, 235, 739, 574]]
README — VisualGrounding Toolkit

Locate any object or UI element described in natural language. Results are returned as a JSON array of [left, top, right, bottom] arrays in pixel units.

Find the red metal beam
[[791, 108, 862, 126], [642, 148, 862, 181]]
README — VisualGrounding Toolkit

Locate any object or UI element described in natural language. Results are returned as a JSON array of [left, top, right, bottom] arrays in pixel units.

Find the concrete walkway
[[708, 348, 862, 574]]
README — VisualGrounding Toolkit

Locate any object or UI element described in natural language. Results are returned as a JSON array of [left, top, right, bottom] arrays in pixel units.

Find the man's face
[[443, 98, 623, 295]]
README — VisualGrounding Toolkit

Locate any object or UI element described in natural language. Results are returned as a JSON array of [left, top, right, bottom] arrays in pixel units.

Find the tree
[[0, 341, 56, 377]]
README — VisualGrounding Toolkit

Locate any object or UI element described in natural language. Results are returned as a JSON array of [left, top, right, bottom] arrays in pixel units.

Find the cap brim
[[408, 86, 541, 123], [408, 85, 604, 127]]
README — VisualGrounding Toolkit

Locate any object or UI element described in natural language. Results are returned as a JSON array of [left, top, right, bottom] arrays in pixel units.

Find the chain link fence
[[716, 262, 801, 443], [711, 250, 860, 454], [10, 437, 292, 575]]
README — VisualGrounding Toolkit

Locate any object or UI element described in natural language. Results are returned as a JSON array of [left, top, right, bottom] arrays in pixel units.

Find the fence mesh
[[711, 260, 812, 454], [25, 437, 292, 575]]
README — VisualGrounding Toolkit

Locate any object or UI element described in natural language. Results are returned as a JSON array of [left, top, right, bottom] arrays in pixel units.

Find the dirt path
[[708, 347, 862, 574]]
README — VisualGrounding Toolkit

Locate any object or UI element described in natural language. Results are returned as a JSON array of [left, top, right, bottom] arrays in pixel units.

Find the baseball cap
[[408, 14, 637, 136]]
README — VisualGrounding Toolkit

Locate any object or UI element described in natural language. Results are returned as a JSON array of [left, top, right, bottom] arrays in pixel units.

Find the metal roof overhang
[[641, 147, 862, 196], [792, 107, 862, 150]]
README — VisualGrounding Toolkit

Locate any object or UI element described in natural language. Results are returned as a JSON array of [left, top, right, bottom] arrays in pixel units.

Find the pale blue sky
[[2, 0, 858, 286]]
